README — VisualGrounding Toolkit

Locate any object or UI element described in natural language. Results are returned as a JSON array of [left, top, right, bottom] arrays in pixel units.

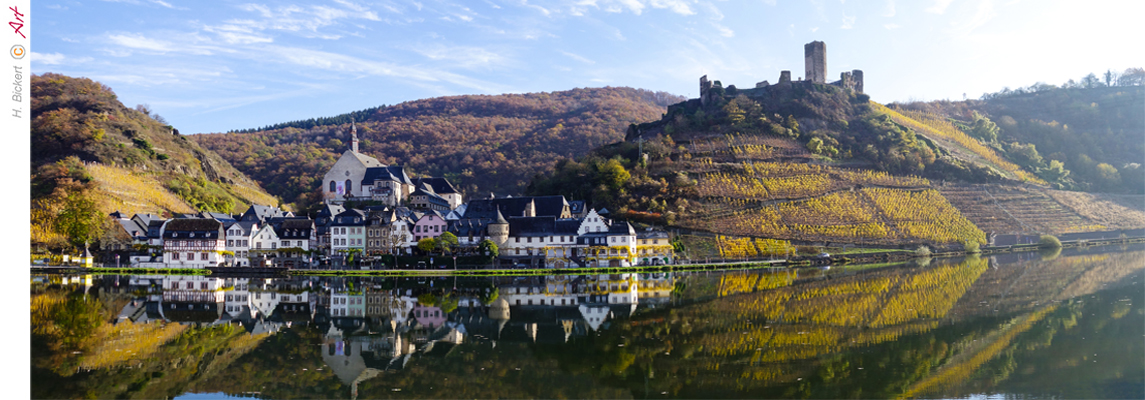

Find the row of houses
[[105, 195, 674, 268], [102, 126, 673, 268]]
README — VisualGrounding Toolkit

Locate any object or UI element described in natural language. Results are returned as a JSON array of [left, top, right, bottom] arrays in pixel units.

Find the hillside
[[528, 79, 1145, 251], [30, 73, 280, 250], [895, 81, 1144, 193], [193, 87, 685, 212]]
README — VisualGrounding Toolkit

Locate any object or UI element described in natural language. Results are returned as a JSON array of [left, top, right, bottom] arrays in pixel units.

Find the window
[[227, 240, 234, 246], [186, 282, 194, 289], [345, 179, 352, 193], [527, 237, 532, 243], [515, 237, 519, 243], [330, 181, 337, 192], [200, 282, 208, 289], [172, 253, 180, 260], [187, 252, 195, 260]]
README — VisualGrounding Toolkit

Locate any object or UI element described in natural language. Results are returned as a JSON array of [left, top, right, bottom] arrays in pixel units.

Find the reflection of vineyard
[[940, 183, 1111, 235], [951, 249, 1145, 318], [683, 187, 985, 246], [659, 258, 989, 389]]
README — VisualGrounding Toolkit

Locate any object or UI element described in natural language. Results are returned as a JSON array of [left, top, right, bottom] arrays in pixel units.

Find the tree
[[595, 158, 631, 191], [417, 238, 436, 253], [478, 239, 499, 258], [1038, 159, 1071, 182], [806, 137, 823, 154], [1081, 73, 1102, 88], [1117, 67, 1144, 86], [55, 191, 105, 250], [1103, 69, 1119, 87], [435, 232, 459, 254], [968, 111, 1000, 142], [1007, 142, 1043, 167]]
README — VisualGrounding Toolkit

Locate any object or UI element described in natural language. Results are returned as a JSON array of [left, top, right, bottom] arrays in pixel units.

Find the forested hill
[[896, 82, 1144, 194], [30, 73, 280, 250], [193, 87, 684, 211]]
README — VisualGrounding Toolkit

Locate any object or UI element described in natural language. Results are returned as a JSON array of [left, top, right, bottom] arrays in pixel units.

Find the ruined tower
[[851, 70, 864, 93], [804, 41, 826, 84], [699, 75, 712, 106]]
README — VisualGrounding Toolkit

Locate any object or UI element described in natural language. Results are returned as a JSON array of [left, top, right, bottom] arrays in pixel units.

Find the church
[[321, 123, 461, 208]]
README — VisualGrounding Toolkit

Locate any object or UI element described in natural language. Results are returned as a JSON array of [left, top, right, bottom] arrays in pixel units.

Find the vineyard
[[87, 163, 196, 216], [938, 183, 1132, 235], [873, 103, 1045, 184], [684, 187, 985, 246], [694, 158, 930, 201]]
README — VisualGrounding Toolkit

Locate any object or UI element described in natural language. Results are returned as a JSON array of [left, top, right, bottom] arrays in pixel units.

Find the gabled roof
[[411, 177, 459, 195], [361, 166, 412, 186], [200, 211, 237, 222], [532, 195, 570, 218], [241, 205, 288, 223], [224, 221, 259, 236], [117, 219, 147, 239], [332, 209, 367, 226], [567, 200, 586, 214], [348, 150, 385, 168], [608, 221, 636, 235], [637, 230, 670, 239], [412, 187, 450, 207]]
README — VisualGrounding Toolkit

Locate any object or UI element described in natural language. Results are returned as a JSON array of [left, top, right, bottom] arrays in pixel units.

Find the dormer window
[[172, 233, 178, 237]]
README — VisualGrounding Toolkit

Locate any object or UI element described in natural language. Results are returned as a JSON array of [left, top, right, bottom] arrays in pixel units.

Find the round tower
[[488, 207, 510, 247]]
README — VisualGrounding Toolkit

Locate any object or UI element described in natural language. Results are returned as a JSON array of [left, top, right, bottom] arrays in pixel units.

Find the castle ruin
[[697, 41, 863, 103], [804, 41, 827, 84]]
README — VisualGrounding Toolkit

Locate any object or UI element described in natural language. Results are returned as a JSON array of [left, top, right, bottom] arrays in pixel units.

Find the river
[[30, 243, 1144, 399]]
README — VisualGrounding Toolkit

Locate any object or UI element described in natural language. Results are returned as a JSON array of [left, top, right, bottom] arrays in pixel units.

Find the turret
[[488, 207, 509, 246]]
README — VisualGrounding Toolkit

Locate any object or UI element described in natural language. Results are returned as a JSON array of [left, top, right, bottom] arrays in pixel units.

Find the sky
[[31, 0, 1145, 134]]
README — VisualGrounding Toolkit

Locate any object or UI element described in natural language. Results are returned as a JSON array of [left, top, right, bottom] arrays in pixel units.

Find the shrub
[[1038, 234, 1062, 249], [915, 245, 932, 256]]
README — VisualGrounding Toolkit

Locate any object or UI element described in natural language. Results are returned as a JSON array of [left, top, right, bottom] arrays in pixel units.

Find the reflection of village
[[71, 272, 676, 389]]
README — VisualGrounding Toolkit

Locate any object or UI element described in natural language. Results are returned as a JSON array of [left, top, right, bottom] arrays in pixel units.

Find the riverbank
[[31, 237, 1144, 277]]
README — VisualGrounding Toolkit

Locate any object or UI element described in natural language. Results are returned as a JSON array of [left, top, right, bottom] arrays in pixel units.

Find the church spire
[[351, 119, 359, 153]]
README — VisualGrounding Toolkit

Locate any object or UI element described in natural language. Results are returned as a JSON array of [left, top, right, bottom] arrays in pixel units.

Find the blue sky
[[32, 0, 1145, 134]]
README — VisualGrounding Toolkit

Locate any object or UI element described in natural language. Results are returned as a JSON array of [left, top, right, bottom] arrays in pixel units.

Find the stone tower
[[852, 70, 864, 93], [804, 41, 826, 84], [699, 75, 712, 106], [350, 120, 359, 153], [488, 207, 510, 247]]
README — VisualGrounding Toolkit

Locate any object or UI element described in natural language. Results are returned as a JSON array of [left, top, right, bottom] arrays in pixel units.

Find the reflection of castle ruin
[[699, 40, 863, 107]]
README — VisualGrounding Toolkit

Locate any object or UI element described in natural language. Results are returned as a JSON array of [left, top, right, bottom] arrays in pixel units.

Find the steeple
[[351, 119, 359, 153]]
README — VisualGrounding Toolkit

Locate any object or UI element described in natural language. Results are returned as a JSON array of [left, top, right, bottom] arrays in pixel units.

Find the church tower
[[351, 120, 359, 153]]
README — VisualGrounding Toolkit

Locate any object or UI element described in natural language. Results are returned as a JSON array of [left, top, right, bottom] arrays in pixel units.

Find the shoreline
[[30, 237, 1144, 277]]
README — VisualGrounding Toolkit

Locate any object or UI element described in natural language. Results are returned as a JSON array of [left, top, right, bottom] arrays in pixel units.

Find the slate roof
[[361, 166, 413, 186], [276, 219, 315, 239], [448, 218, 492, 237], [241, 205, 289, 223], [463, 198, 531, 219], [332, 209, 367, 226], [532, 195, 570, 218], [164, 218, 224, 239], [411, 177, 459, 195], [608, 221, 636, 235], [567, 200, 586, 215], [412, 187, 450, 208], [224, 221, 258, 237], [117, 219, 147, 239], [507, 216, 581, 237], [163, 301, 224, 323]]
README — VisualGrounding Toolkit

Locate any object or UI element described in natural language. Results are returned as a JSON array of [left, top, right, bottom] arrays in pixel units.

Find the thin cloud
[[107, 33, 175, 52], [884, 23, 900, 29], [883, 0, 896, 17], [714, 23, 734, 37], [560, 51, 596, 64], [840, 14, 855, 29], [927, 0, 955, 14], [32, 52, 93, 65]]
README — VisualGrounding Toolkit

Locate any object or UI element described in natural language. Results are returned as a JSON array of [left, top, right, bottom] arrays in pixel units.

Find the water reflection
[[31, 244, 1145, 399]]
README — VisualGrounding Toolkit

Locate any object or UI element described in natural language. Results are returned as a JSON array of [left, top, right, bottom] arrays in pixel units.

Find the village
[[98, 123, 675, 270]]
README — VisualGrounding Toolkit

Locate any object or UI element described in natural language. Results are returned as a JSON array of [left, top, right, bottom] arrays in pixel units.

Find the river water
[[31, 243, 1144, 399]]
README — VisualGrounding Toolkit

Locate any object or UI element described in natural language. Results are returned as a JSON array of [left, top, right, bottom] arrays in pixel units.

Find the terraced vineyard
[[936, 183, 1144, 235], [683, 187, 985, 246]]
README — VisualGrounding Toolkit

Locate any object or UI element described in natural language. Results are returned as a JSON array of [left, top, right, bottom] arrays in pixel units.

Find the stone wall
[[804, 41, 826, 84]]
